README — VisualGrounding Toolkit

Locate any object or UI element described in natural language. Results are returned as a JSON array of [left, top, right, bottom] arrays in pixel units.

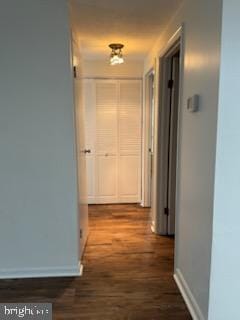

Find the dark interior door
[[166, 51, 180, 235]]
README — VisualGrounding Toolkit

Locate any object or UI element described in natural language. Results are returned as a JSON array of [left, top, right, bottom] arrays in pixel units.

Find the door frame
[[141, 68, 155, 208], [151, 25, 184, 237]]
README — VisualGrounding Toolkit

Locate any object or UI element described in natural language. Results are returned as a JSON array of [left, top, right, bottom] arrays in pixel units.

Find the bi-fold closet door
[[84, 79, 142, 204]]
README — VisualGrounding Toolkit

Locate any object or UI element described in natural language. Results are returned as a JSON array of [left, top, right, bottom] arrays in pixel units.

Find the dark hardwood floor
[[0, 204, 191, 319]]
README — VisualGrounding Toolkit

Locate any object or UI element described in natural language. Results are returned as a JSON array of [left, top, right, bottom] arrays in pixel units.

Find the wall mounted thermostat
[[187, 94, 199, 112]]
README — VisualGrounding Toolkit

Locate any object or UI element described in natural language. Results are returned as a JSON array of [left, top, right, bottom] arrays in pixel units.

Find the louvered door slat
[[119, 105, 141, 154]]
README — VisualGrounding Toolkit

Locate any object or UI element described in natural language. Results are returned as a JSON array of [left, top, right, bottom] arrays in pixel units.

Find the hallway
[[0, 204, 191, 319], [81, 204, 191, 319]]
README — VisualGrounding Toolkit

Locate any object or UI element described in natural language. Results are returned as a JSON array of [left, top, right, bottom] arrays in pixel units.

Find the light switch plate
[[187, 94, 199, 112]]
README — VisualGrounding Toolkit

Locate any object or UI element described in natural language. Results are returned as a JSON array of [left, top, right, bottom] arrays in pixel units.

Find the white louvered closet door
[[84, 79, 142, 204], [118, 80, 142, 203]]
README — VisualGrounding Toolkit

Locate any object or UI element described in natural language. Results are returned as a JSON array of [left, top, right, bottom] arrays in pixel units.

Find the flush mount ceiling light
[[109, 43, 124, 66]]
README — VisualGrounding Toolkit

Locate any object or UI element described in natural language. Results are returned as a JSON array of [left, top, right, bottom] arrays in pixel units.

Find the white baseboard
[[140, 202, 151, 208], [174, 268, 205, 320], [151, 220, 156, 233], [0, 261, 83, 279], [79, 263, 84, 276]]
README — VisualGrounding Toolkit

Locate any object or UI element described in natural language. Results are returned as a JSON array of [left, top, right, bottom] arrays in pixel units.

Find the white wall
[[145, 0, 222, 318], [0, 0, 80, 277], [209, 1, 240, 319], [82, 59, 143, 78]]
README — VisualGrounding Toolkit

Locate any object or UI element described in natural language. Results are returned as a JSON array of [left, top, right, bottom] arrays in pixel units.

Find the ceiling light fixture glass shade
[[109, 43, 124, 65]]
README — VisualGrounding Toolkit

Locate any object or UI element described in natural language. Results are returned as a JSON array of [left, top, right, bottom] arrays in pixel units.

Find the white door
[[84, 79, 142, 204], [83, 80, 96, 204], [74, 77, 89, 257], [72, 40, 88, 257], [142, 71, 155, 208]]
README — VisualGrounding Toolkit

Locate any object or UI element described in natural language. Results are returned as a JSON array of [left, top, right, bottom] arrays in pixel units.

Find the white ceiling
[[70, 0, 183, 60]]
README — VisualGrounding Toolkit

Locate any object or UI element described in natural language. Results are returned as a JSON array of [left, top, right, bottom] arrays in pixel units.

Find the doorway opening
[[164, 47, 180, 235], [151, 33, 182, 238]]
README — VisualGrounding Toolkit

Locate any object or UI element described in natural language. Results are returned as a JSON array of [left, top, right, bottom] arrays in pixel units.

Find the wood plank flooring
[[0, 204, 191, 319]]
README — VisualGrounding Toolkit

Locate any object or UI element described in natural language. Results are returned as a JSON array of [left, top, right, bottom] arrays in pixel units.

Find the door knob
[[83, 149, 91, 154]]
